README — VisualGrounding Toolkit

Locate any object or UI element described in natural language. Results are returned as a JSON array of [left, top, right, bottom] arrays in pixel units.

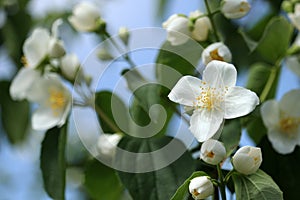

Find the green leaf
[[255, 16, 293, 64], [116, 136, 196, 200], [95, 91, 129, 133], [40, 125, 67, 200], [219, 119, 241, 156], [0, 81, 29, 144], [170, 171, 208, 200], [232, 169, 283, 200], [259, 137, 300, 200], [84, 159, 124, 200]]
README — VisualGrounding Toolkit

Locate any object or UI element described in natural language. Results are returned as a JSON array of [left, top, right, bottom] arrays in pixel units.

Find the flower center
[[49, 88, 67, 115], [206, 151, 215, 158], [21, 56, 29, 67], [279, 117, 300, 137], [192, 189, 200, 196], [194, 82, 228, 111], [209, 49, 224, 62]]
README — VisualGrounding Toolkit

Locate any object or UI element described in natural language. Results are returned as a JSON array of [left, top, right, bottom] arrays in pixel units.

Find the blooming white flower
[[232, 146, 262, 175], [288, 3, 300, 31], [26, 74, 71, 130], [202, 42, 232, 65], [68, 2, 102, 32], [97, 133, 122, 158], [189, 176, 214, 200], [189, 10, 212, 42], [261, 90, 300, 154], [168, 60, 259, 142], [200, 139, 226, 165], [9, 67, 41, 100], [162, 14, 190, 46], [61, 53, 80, 81], [221, 0, 251, 19]]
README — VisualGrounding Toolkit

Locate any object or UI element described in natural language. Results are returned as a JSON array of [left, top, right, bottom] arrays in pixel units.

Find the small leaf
[[116, 136, 196, 200], [0, 81, 30, 144], [219, 119, 241, 156], [40, 125, 67, 200], [232, 169, 283, 200], [170, 171, 208, 200], [84, 159, 124, 200]]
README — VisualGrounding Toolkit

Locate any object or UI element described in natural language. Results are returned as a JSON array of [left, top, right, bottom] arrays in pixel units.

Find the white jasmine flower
[[61, 53, 80, 81], [232, 146, 262, 175], [168, 60, 259, 142], [97, 133, 122, 158], [202, 42, 232, 65], [68, 2, 102, 32], [189, 176, 214, 200], [288, 3, 300, 31], [189, 10, 212, 42], [261, 90, 300, 154], [27, 74, 71, 130], [162, 14, 190, 46], [200, 139, 226, 165], [221, 0, 251, 19]]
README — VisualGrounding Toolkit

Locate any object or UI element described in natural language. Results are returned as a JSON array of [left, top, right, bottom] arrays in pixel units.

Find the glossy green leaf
[[219, 119, 241, 156], [170, 171, 207, 200], [232, 169, 283, 200], [0, 81, 29, 144], [116, 136, 196, 200], [84, 159, 124, 200], [259, 137, 300, 200], [40, 125, 67, 200]]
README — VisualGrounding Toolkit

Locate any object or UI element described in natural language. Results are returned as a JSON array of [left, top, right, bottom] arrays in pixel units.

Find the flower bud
[[68, 2, 102, 32], [189, 176, 214, 200], [232, 146, 262, 175], [200, 139, 226, 165], [97, 134, 122, 158], [282, 1, 294, 13], [97, 48, 114, 61], [202, 42, 232, 65], [118, 27, 130, 45], [189, 10, 212, 42], [61, 53, 80, 81], [48, 38, 65, 58], [221, 0, 251, 19], [162, 14, 190, 46]]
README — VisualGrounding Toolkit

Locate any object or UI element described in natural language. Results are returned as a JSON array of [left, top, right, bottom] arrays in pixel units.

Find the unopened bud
[[118, 27, 130, 45], [189, 176, 214, 200], [221, 0, 251, 19], [200, 139, 226, 165], [97, 48, 114, 61], [202, 42, 232, 65]]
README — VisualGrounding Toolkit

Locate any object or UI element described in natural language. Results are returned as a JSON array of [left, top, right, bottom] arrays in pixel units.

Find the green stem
[[224, 170, 235, 183], [217, 164, 227, 200], [204, 0, 220, 41], [94, 104, 121, 133]]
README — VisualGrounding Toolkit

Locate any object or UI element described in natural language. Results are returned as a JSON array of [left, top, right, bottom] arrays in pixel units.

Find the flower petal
[[168, 75, 202, 107], [31, 106, 63, 130], [224, 86, 259, 119], [9, 68, 40, 100], [189, 109, 224, 142], [279, 89, 300, 117], [267, 129, 298, 154], [203, 60, 237, 88], [260, 100, 280, 129]]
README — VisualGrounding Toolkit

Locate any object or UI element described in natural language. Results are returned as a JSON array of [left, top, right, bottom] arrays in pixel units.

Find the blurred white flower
[[97, 133, 122, 158], [189, 10, 212, 42], [189, 176, 214, 200], [61, 53, 80, 81], [202, 42, 232, 65], [168, 60, 259, 142], [288, 3, 300, 31], [200, 139, 226, 165], [261, 90, 300, 154], [162, 14, 190, 46], [27, 74, 71, 130], [68, 2, 102, 32], [232, 146, 262, 175], [118, 27, 130, 45], [221, 0, 251, 19]]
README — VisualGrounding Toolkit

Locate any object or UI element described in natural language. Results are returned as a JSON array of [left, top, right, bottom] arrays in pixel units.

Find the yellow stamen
[[279, 117, 300, 137], [206, 151, 215, 158], [192, 189, 200, 196], [49, 88, 66, 115], [21, 56, 29, 67], [209, 49, 224, 62]]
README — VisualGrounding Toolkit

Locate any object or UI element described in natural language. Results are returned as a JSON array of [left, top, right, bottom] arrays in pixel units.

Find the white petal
[[51, 18, 63, 38], [61, 53, 80, 80], [286, 56, 300, 77], [192, 17, 211, 41], [203, 60, 237, 88], [260, 100, 280, 129], [224, 86, 259, 119], [168, 76, 202, 107], [9, 68, 40, 100], [31, 106, 63, 130], [189, 109, 224, 142], [267, 130, 298, 154], [279, 89, 300, 117], [23, 28, 50, 68]]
